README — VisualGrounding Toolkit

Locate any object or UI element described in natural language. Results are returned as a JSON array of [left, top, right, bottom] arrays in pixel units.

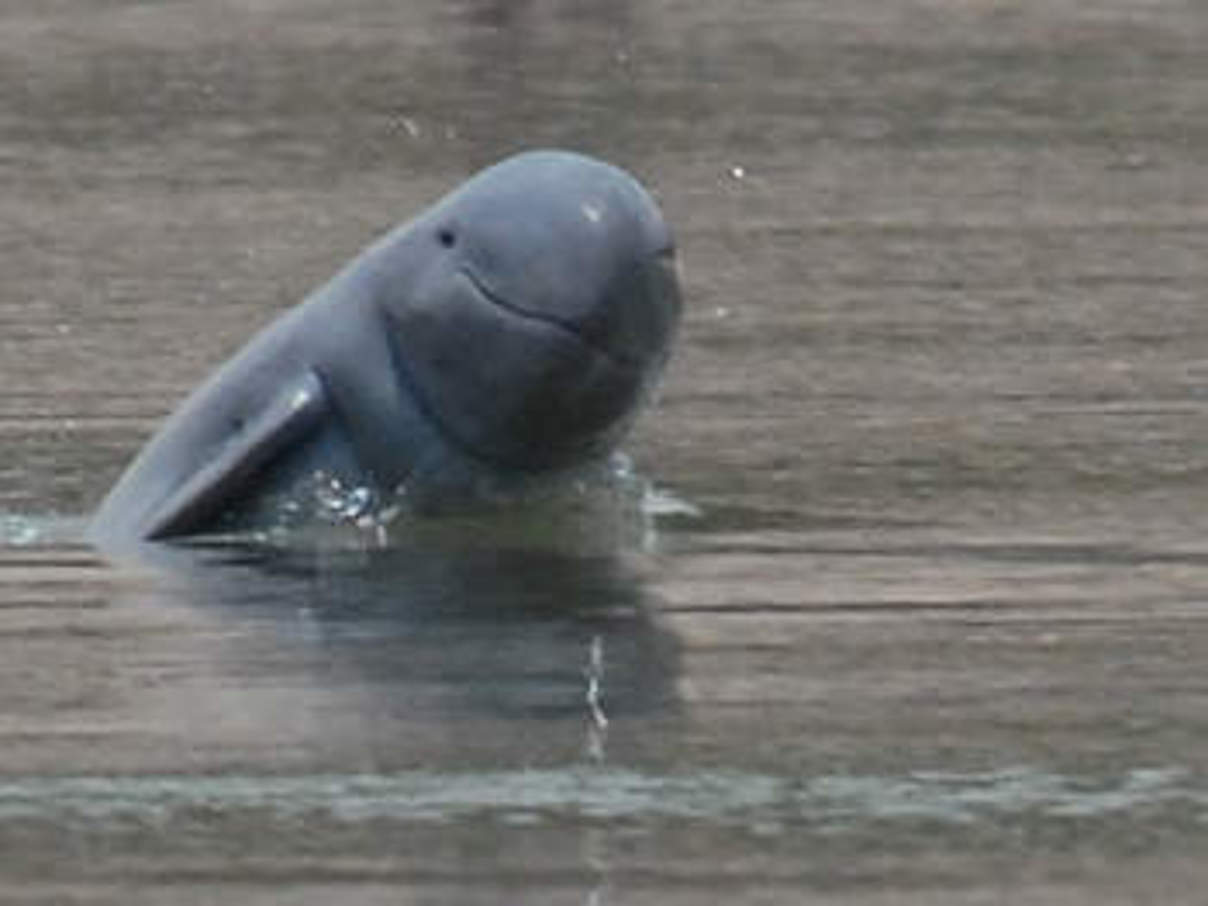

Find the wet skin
[[89, 150, 681, 544]]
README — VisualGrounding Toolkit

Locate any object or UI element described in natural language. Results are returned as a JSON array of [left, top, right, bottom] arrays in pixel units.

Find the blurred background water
[[4, 1, 1208, 902]]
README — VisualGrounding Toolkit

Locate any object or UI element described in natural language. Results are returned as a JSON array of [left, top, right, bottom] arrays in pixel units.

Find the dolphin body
[[89, 151, 681, 544]]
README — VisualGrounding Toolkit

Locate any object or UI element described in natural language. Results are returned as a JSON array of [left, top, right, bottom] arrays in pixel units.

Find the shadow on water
[[119, 532, 684, 724], [41, 518, 676, 783]]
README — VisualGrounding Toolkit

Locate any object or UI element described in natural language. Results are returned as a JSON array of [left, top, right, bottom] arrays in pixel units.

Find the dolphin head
[[380, 150, 681, 471]]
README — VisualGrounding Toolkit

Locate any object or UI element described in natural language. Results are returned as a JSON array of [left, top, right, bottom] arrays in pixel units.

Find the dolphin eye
[[437, 227, 456, 248]]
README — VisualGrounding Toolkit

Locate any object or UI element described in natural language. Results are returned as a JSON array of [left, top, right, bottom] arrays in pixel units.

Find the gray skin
[[89, 150, 681, 545]]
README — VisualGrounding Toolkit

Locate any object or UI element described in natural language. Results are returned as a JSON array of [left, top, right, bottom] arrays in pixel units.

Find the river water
[[4, 1, 1208, 902]]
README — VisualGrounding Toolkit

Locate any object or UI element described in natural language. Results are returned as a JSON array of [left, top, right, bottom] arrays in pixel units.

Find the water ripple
[[0, 766, 1200, 829]]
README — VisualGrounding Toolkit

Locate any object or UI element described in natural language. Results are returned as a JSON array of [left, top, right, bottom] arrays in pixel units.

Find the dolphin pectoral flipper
[[142, 370, 330, 539]]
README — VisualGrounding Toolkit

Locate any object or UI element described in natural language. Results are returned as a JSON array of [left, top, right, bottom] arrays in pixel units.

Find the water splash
[[0, 514, 42, 547], [313, 476, 376, 524], [248, 453, 685, 554], [584, 634, 609, 764], [0, 514, 86, 548]]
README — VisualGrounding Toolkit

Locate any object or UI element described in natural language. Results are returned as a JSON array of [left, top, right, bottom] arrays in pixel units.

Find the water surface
[[4, 0, 1208, 902]]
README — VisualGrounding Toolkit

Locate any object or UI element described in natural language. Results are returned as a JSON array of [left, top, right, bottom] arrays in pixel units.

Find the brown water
[[4, 0, 1208, 902]]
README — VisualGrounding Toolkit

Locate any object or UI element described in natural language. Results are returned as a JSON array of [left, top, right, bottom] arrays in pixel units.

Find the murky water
[[5, 0, 1208, 902]]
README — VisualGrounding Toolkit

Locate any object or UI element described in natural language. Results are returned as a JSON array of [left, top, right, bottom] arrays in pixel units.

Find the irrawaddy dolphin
[[89, 150, 681, 544]]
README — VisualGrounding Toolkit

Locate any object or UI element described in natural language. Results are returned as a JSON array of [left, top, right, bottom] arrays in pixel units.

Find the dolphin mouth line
[[458, 267, 633, 370], [377, 308, 520, 472], [377, 300, 625, 476]]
